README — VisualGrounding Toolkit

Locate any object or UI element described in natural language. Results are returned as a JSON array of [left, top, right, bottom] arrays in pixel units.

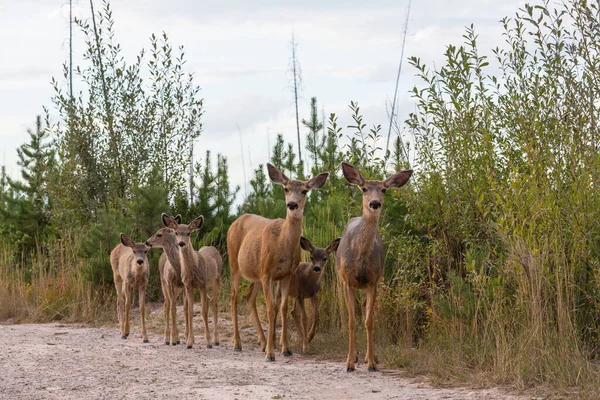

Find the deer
[[227, 163, 329, 361], [337, 162, 413, 372], [145, 214, 190, 346], [277, 236, 340, 353], [110, 233, 152, 343], [162, 214, 222, 349]]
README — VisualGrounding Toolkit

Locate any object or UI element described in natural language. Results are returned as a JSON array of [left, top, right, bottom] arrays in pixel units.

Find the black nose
[[313, 266, 321, 272], [369, 201, 381, 210], [137, 259, 143, 265], [287, 202, 299, 210], [178, 241, 185, 247], [145, 241, 151, 247]]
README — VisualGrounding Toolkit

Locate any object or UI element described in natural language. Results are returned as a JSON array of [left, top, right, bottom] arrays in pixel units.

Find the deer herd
[[110, 162, 412, 372]]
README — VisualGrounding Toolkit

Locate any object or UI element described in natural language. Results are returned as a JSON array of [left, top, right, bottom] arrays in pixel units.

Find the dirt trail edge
[[0, 322, 526, 400]]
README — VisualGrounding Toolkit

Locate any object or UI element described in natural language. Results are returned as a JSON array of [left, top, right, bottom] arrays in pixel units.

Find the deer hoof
[[266, 355, 275, 362], [186, 345, 193, 349], [283, 350, 292, 357], [368, 366, 378, 372], [346, 367, 355, 372], [143, 340, 149, 343], [121, 335, 127, 340], [207, 344, 213, 349], [164, 341, 170, 345], [214, 341, 220, 346], [172, 342, 178, 346], [234, 347, 242, 352]]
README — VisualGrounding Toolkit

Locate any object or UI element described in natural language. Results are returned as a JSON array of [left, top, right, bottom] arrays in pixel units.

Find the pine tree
[[0, 116, 55, 253], [302, 97, 324, 175], [271, 134, 286, 170]]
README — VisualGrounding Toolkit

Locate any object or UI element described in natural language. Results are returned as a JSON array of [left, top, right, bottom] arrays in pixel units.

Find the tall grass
[[0, 233, 113, 323]]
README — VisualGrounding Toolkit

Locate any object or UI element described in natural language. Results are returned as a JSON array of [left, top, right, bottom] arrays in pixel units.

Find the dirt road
[[0, 310, 527, 399]]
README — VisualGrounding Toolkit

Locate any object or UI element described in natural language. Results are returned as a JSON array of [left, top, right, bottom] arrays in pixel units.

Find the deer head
[[161, 213, 204, 248], [267, 163, 329, 218], [120, 233, 151, 266], [300, 237, 341, 272], [341, 162, 413, 217], [145, 214, 181, 248]]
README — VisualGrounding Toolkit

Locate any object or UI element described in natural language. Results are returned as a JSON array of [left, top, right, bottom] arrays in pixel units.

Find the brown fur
[[110, 233, 151, 342], [337, 162, 412, 372], [278, 237, 340, 352], [145, 216, 189, 346], [163, 214, 223, 349], [227, 163, 329, 361]]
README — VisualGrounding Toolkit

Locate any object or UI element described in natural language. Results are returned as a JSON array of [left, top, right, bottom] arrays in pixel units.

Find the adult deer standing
[[227, 163, 329, 361], [110, 233, 151, 342], [337, 162, 412, 372], [162, 214, 222, 349], [145, 215, 189, 345]]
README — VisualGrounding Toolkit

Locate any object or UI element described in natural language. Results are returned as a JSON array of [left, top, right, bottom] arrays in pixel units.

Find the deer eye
[[323, 257, 327, 262], [381, 188, 387, 194], [157, 234, 162, 238], [284, 187, 289, 193], [361, 187, 367, 193], [301, 190, 308, 195]]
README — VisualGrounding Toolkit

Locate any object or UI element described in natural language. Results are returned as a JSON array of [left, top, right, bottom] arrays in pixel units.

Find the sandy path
[[0, 311, 526, 400]]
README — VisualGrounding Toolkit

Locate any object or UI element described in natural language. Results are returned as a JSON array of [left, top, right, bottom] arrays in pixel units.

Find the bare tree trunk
[[89, 0, 124, 198]]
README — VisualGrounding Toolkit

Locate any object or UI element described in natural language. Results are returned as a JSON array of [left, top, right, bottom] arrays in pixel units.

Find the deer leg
[[170, 285, 181, 345], [343, 284, 357, 372], [291, 299, 303, 344], [184, 285, 195, 349], [115, 280, 124, 338], [278, 276, 292, 356], [365, 285, 377, 371], [211, 281, 220, 346], [124, 285, 131, 338], [178, 286, 185, 344], [139, 286, 148, 343], [162, 283, 170, 345], [297, 297, 309, 353], [308, 294, 319, 343], [246, 282, 266, 351], [263, 277, 276, 361], [230, 271, 243, 351], [200, 287, 212, 348]]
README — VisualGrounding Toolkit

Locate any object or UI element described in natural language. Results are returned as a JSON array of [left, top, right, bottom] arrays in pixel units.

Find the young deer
[[227, 163, 329, 361], [337, 162, 412, 372], [110, 233, 152, 343], [162, 214, 222, 349], [145, 215, 189, 346], [281, 236, 340, 353]]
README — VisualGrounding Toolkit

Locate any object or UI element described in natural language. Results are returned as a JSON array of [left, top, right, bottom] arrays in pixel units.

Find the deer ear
[[383, 170, 413, 189], [174, 214, 182, 224], [267, 163, 289, 185], [162, 213, 178, 229], [341, 162, 365, 186], [300, 236, 314, 253], [326, 238, 341, 254], [189, 215, 204, 231], [307, 172, 329, 190], [120, 233, 135, 248]]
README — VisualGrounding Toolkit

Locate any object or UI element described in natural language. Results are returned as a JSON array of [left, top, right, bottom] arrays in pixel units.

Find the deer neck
[[164, 236, 181, 270], [282, 211, 303, 243], [178, 243, 197, 275], [356, 208, 380, 256]]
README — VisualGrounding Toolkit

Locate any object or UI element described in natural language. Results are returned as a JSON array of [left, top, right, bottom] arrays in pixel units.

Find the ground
[[0, 304, 529, 400]]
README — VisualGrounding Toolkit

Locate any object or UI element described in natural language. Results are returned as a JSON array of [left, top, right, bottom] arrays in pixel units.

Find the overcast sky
[[0, 0, 524, 197]]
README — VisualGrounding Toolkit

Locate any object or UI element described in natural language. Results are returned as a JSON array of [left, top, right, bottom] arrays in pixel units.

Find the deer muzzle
[[136, 259, 144, 265], [369, 200, 381, 210], [178, 241, 185, 247], [287, 202, 299, 210]]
